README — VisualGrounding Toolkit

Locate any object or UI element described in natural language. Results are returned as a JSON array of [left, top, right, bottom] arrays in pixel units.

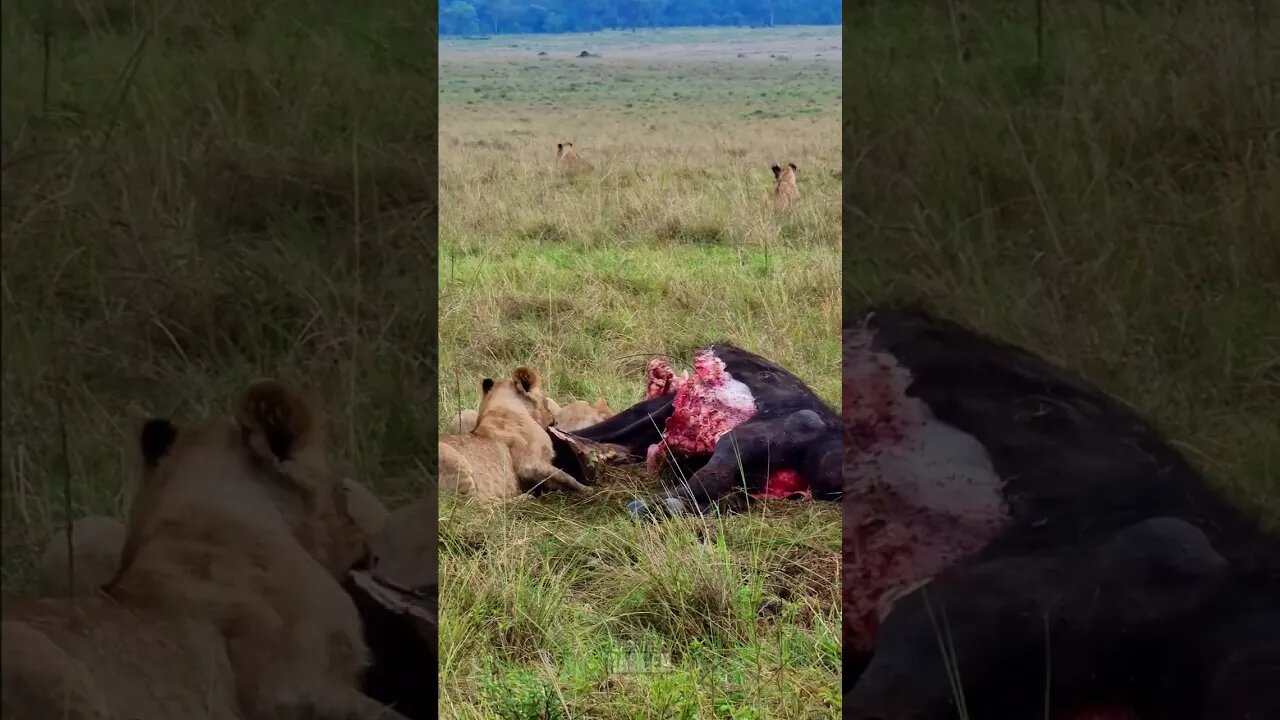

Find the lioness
[[36, 478, 388, 603], [447, 395, 605, 435], [556, 142, 594, 175], [1, 381, 407, 720], [38, 516, 126, 597], [772, 162, 800, 204], [439, 367, 591, 501], [555, 397, 613, 432]]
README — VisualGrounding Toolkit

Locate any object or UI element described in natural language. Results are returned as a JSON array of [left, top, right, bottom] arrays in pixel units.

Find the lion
[[556, 142, 594, 175], [342, 477, 390, 538], [445, 408, 479, 436], [447, 394, 607, 435], [36, 478, 389, 600], [38, 516, 126, 597], [772, 162, 800, 204], [555, 397, 613, 432], [439, 367, 591, 502], [448, 398, 564, 436], [1, 380, 408, 720]]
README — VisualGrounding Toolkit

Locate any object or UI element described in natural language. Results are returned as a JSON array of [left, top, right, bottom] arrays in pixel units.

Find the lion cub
[[2, 381, 405, 720], [439, 367, 591, 501], [772, 162, 800, 204], [557, 142, 594, 175], [555, 397, 613, 432]]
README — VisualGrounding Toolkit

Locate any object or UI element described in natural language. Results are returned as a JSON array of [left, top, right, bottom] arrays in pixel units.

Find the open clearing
[[438, 26, 842, 720]]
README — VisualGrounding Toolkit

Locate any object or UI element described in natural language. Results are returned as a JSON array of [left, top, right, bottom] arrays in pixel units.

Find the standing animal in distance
[[772, 162, 799, 204], [557, 142, 594, 175]]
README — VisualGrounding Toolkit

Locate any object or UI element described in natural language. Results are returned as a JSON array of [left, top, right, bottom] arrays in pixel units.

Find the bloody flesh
[[844, 320, 1143, 719], [843, 328, 1010, 654], [643, 351, 812, 500]]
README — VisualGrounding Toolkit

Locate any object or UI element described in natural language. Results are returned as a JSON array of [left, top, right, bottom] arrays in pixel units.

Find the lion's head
[[475, 367, 557, 428], [772, 162, 799, 197], [113, 380, 370, 585]]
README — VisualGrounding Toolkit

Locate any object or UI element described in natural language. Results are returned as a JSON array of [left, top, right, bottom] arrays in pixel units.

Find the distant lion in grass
[[439, 367, 591, 501], [557, 142, 594, 175], [772, 162, 800, 205], [1, 381, 407, 720]]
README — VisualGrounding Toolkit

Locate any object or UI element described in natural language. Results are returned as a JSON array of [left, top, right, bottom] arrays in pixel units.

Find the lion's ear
[[595, 397, 611, 413], [771, 164, 781, 180], [512, 367, 540, 393], [557, 143, 563, 151], [481, 378, 495, 395], [236, 380, 323, 465], [139, 418, 178, 468], [788, 162, 797, 173]]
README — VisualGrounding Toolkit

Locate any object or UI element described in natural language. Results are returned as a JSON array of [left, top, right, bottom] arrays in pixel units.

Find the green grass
[[438, 27, 842, 720], [1, 2, 437, 592], [844, 2, 1278, 525]]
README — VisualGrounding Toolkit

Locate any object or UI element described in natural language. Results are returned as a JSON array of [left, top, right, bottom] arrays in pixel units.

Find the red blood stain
[[644, 357, 688, 400], [641, 352, 810, 499], [844, 327, 1140, 717], [844, 329, 1007, 654], [755, 468, 811, 501]]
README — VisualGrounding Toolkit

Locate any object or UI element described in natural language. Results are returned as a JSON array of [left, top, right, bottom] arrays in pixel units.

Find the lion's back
[[440, 434, 519, 501], [2, 599, 238, 720]]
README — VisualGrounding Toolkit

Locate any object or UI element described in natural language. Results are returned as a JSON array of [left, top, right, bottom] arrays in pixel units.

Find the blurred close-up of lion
[[772, 162, 800, 204], [556, 141, 594, 175], [1, 381, 408, 720], [438, 367, 591, 502]]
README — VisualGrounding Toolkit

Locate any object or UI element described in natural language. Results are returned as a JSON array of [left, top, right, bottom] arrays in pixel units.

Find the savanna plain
[[438, 26, 843, 720]]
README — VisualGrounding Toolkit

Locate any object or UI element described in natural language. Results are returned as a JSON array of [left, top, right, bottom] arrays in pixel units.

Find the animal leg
[[662, 423, 779, 513], [436, 443, 476, 497], [519, 464, 592, 495]]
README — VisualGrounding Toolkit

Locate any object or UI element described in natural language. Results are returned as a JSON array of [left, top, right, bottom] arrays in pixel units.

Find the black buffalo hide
[[842, 307, 1280, 719]]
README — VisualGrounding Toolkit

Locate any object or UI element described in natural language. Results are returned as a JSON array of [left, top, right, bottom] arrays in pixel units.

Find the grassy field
[[1, 1, 436, 592], [438, 27, 842, 720], [844, 2, 1278, 526]]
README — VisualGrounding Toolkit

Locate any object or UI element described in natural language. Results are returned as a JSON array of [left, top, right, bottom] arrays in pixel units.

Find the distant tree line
[[440, 0, 841, 36]]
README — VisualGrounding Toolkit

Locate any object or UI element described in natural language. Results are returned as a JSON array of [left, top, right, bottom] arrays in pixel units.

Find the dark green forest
[[440, 0, 841, 35]]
